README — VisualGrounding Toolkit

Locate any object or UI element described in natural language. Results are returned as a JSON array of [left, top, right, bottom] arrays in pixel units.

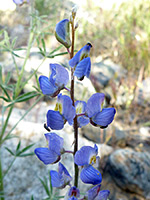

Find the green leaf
[[0, 84, 11, 101], [30, 195, 34, 200], [48, 45, 63, 56], [15, 91, 39, 103], [4, 30, 10, 46], [39, 176, 51, 197], [12, 37, 17, 48], [47, 52, 68, 58], [54, 196, 65, 199], [0, 96, 10, 102], [11, 51, 24, 58], [34, 73, 40, 90], [16, 143, 35, 156], [5, 71, 11, 84], [41, 38, 46, 53], [16, 140, 21, 151], [49, 174, 53, 195], [18, 152, 35, 157], [14, 47, 26, 51], [5, 147, 15, 156]]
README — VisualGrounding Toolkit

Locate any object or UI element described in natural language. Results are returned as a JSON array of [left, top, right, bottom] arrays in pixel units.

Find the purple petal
[[47, 110, 64, 130], [44, 133, 64, 155], [69, 43, 92, 67], [68, 197, 78, 200], [13, 0, 23, 4], [80, 165, 102, 185], [77, 116, 90, 128], [39, 76, 56, 96], [50, 64, 69, 88], [50, 162, 72, 188], [86, 93, 105, 118], [58, 162, 72, 184], [34, 148, 59, 165], [50, 170, 64, 188], [57, 94, 76, 125], [92, 108, 116, 127], [55, 19, 71, 48], [95, 190, 110, 200], [74, 57, 91, 80], [86, 184, 101, 200], [74, 145, 98, 166]]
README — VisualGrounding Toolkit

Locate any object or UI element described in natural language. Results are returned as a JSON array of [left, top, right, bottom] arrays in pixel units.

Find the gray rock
[[91, 59, 126, 89], [107, 148, 150, 198], [138, 77, 150, 105]]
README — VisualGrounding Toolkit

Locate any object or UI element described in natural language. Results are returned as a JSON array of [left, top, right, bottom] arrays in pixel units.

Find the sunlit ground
[[0, 0, 16, 11]]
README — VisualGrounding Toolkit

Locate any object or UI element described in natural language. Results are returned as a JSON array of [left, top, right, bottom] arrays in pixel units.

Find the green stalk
[[3, 158, 16, 178], [14, 31, 34, 98], [0, 152, 4, 200], [0, 106, 14, 145]]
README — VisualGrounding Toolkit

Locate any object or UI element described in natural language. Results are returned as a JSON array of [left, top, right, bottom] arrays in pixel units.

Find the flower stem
[[0, 151, 4, 200], [70, 16, 79, 188]]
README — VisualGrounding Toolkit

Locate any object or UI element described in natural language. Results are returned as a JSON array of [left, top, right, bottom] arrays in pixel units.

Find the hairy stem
[[70, 17, 79, 187]]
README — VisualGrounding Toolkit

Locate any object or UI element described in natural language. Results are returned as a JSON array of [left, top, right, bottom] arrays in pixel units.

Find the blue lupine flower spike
[[39, 63, 69, 97], [50, 162, 72, 188], [34, 132, 64, 165], [55, 19, 71, 48]]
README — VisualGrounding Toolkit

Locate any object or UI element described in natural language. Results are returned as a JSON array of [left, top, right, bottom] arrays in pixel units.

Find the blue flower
[[75, 101, 89, 128], [80, 165, 102, 185], [74, 57, 91, 81], [47, 94, 76, 130], [55, 19, 71, 48], [94, 190, 110, 200], [69, 43, 92, 67], [86, 184, 101, 200], [86, 93, 116, 128], [13, 0, 29, 5], [74, 145, 102, 185], [39, 63, 69, 97], [85, 185, 110, 200], [50, 162, 72, 188], [74, 144, 99, 166], [66, 186, 80, 200], [34, 132, 64, 165], [69, 43, 92, 81]]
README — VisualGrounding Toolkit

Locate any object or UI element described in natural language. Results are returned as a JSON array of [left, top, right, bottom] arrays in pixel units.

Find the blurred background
[[0, 0, 150, 199]]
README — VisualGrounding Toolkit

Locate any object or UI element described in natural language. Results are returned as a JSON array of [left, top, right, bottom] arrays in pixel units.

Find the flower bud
[[75, 22, 79, 30], [55, 19, 71, 48], [72, 5, 78, 18]]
